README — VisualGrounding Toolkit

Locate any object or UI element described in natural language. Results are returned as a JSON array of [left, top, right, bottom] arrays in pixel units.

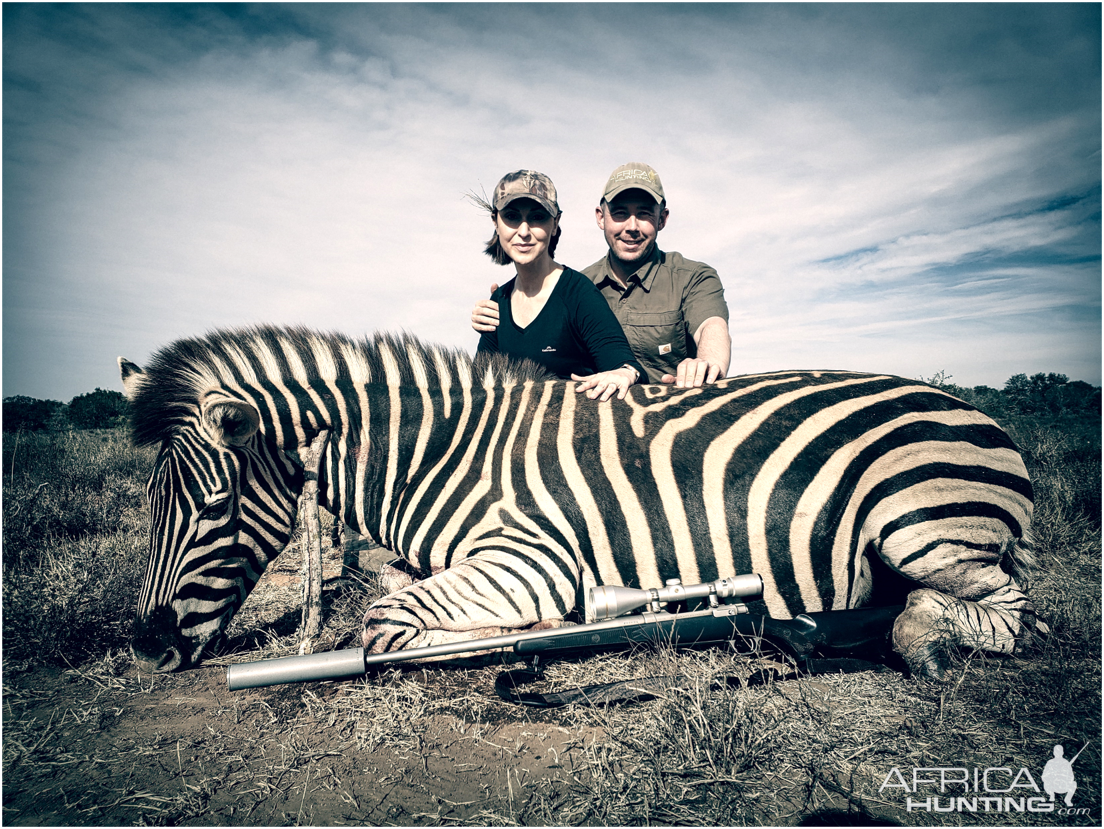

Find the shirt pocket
[[620, 309, 688, 367]]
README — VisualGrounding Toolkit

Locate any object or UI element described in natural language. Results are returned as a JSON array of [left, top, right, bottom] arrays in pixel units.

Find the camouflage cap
[[493, 170, 560, 216], [602, 162, 664, 204]]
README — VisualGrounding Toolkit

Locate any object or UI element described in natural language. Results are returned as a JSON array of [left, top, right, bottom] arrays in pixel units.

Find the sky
[[3, 2, 1101, 403]]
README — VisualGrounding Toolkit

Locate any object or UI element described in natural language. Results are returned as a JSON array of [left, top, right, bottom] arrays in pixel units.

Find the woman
[[475, 170, 645, 402]]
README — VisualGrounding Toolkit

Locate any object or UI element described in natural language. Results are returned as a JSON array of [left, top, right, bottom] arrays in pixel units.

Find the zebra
[[120, 325, 1043, 679]]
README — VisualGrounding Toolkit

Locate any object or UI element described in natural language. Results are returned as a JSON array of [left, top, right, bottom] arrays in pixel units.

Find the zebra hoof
[[892, 589, 957, 682], [900, 639, 957, 682], [1015, 616, 1051, 654], [379, 563, 417, 595]]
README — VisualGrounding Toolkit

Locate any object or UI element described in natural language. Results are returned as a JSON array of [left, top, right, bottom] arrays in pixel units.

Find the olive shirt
[[581, 248, 730, 383], [477, 267, 645, 381]]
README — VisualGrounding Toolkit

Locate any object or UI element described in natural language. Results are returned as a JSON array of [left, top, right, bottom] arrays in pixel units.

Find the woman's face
[[495, 199, 558, 267]]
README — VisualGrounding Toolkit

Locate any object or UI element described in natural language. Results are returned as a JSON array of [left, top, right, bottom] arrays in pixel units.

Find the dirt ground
[[0, 535, 855, 827], [1, 660, 881, 827], [3, 537, 603, 826], [3, 532, 1099, 827], [3, 661, 602, 826]]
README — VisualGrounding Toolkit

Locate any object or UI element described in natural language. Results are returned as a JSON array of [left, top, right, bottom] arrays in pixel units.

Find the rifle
[[226, 574, 904, 700]]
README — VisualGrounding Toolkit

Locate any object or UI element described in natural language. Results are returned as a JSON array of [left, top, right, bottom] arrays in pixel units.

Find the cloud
[[2, 3, 1099, 401]]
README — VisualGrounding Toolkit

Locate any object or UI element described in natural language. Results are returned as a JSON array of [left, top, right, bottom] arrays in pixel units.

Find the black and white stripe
[[121, 326, 1039, 676]]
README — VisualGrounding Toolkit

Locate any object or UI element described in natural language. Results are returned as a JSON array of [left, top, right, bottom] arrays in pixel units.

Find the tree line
[[927, 372, 1101, 422], [3, 388, 130, 432], [2, 372, 1100, 434]]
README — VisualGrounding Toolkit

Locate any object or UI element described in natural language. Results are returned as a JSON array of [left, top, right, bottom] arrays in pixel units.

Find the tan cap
[[493, 170, 560, 216], [602, 162, 664, 204]]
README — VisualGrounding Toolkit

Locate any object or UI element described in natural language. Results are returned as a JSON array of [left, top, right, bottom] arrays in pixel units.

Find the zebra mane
[[127, 325, 552, 447]]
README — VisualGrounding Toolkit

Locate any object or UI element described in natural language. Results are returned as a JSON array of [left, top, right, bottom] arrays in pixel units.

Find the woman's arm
[[563, 271, 645, 401]]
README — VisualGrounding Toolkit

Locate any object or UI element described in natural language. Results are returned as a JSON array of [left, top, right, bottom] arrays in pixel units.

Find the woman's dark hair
[[470, 191, 561, 266]]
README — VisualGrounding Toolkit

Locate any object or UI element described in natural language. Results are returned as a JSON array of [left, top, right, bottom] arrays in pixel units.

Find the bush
[[2, 395, 65, 432], [1006, 418, 1102, 655], [1003, 372, 1101, 417], [921, 370, 1101, 426], [66, 388, 130, 430], [2, 532, 148, 664]]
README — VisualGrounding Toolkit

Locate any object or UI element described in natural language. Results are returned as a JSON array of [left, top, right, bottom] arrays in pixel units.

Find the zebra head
[[120, 358, 302, 672]]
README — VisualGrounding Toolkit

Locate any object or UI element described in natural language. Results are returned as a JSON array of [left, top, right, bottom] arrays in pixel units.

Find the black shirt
[[477, 267, 645, 380]]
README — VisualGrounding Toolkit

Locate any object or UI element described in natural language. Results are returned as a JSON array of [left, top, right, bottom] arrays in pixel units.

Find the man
[[471, 163, 731, 387]]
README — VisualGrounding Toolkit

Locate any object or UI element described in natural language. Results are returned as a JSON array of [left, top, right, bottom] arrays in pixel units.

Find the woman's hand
[[571, 365, 639, 402]]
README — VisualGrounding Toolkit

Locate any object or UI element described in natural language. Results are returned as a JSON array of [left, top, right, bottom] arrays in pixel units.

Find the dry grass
[[2, 404, 1100, 825], [198, 548, 1099, 826]]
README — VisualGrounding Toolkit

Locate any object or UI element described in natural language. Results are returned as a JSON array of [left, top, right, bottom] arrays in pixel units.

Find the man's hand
[[660, 358, 724, 388], [571, 366, 638, 402], [660, 317, 731, 387], [471, 283, 500, 333]]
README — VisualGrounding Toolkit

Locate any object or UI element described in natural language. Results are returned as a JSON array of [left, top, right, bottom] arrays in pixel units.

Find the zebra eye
[[199, 493, 232, 519]]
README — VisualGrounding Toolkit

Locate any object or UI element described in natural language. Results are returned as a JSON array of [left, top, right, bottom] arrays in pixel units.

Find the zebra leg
[[361, 547, 578, 656], [889, 546, 1042, 680]]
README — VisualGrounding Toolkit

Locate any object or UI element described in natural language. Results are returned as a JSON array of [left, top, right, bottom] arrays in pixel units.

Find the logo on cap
[[603, 162, 664, 204]]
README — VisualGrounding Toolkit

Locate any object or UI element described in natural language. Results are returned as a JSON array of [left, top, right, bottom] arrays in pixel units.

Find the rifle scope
[[590, 573, 763, 621]]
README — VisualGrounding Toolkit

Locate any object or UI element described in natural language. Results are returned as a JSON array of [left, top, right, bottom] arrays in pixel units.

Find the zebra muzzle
[[132, 606, 193, 673]]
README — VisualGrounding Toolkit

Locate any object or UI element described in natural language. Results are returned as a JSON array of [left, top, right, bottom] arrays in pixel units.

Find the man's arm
[[660, 316, 731, 387], [471, 283, 500, 333]]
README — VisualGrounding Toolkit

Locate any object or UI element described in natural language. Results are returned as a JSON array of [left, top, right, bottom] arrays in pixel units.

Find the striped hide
[[120, 326, 1042, 679]]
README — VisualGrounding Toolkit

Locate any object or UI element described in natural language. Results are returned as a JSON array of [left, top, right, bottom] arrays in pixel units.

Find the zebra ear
[[119, 357, 146, 400], [202, 400, 261, 447]]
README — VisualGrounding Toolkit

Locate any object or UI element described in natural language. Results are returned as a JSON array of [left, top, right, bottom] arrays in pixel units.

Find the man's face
[[596, 190, 668, 265]]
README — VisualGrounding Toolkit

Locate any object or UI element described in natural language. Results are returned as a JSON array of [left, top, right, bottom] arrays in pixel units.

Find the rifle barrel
[[228, 613, 657, 690], [226, 646, 367, 690]]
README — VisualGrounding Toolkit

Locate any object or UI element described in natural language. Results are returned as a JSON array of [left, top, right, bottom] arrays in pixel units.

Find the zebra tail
[[1003, 524, 1040, 587]]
